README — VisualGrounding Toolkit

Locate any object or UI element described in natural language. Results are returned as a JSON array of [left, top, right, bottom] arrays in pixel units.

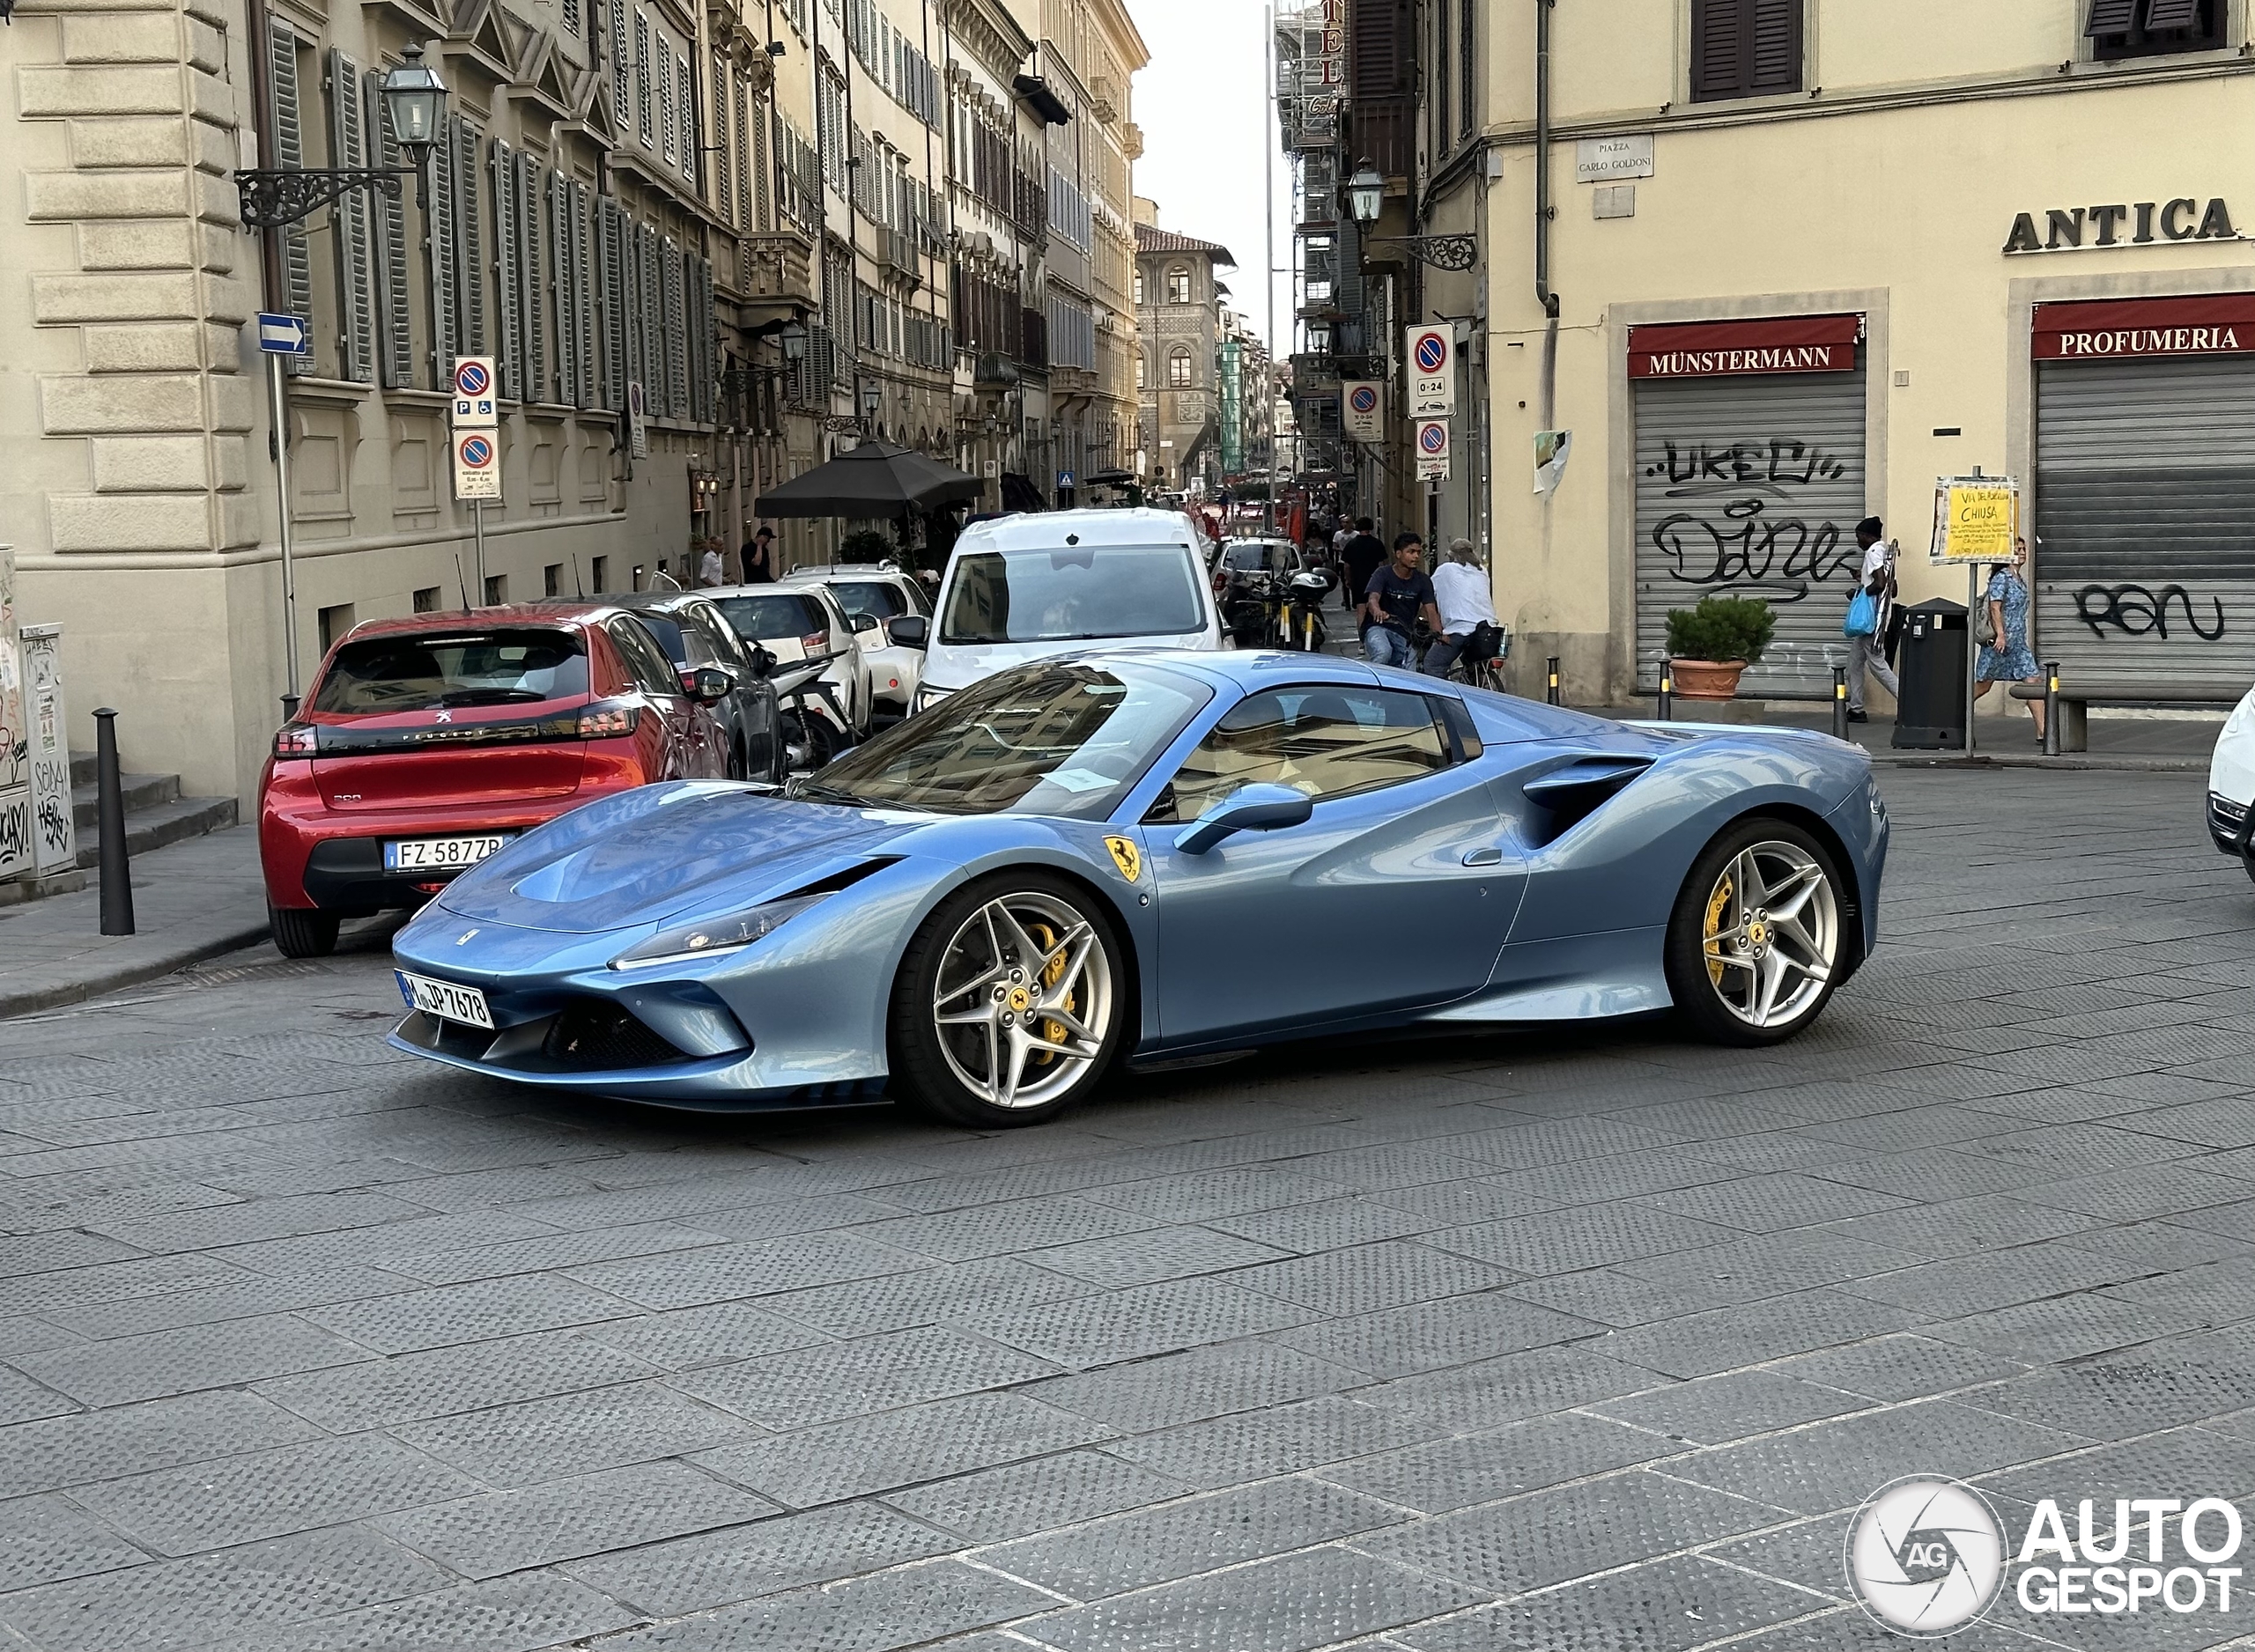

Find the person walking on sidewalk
[[1846, 517, 1900, 723], [1972, 536, 2047, 746], [1362, 532, 1443, 670], [1338, 518, 1386, 612]]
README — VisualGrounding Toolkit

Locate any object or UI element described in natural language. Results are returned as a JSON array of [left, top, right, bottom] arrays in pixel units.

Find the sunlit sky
[[1127, 0, 1298, 349]]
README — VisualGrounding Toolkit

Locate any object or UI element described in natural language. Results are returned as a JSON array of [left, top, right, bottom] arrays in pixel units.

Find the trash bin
[[1892, 597, 1968, 750]]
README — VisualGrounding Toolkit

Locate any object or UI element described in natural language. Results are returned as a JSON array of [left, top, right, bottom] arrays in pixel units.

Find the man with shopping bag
[[1844, 516, 1899, 723]]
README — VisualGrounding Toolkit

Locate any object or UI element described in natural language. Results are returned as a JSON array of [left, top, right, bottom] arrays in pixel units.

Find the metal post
[[267, 350, 299, 698], [1657, 670, 1672, 722], [2043, 660, 2059, 757], [1965, 563, 1978, 754], [280, 692, 300, 720], [1832, 666, 1849, 741], [1546, 654, 1561, 706], [93, 708, 135, 936], [471, 499, 487, 604]]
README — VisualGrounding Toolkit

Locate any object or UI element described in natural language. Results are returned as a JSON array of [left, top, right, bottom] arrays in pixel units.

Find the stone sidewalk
[[3, 766, 2254, 1650]]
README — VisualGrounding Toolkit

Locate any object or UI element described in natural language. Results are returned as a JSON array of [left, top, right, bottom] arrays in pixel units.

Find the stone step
[[74, 795, 239, 871], [70, 771, 179, 830]]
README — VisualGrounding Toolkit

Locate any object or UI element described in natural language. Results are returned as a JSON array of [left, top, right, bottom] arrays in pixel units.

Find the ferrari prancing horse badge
[[1103, 836, 1142, 882]]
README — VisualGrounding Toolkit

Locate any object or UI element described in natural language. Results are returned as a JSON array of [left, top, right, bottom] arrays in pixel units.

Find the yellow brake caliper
[[1704, 874, 1734, 987], [1025, 922, 1073, 1061]]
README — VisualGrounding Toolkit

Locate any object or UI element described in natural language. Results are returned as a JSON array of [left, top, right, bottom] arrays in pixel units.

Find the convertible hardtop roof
[[952, 507, 1209, 556]]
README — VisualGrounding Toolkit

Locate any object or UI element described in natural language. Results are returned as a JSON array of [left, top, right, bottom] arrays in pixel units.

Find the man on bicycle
[[1362, 532, 1444, 670], [1423, 538, 1501, 679]]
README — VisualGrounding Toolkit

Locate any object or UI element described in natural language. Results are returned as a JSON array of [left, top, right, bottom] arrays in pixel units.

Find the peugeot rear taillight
[[576, 699, 641, 738], [273, 724, 318, 757]]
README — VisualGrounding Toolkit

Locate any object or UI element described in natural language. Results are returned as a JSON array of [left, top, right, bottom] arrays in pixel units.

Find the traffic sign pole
[[267, 348, 299, 697]]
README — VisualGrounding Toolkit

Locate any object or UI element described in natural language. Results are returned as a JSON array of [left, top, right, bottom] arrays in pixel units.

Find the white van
[[910, 508, 1225, 712]]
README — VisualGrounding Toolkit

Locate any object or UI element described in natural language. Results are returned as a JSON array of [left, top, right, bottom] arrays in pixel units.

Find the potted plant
[[1663, 596, 1775, 700]]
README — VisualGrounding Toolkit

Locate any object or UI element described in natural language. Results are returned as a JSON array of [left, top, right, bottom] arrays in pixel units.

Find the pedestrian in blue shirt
[[1361, 533, 1443, 670]]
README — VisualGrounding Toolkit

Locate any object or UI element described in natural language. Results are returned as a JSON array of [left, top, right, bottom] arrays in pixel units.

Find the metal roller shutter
[[1633, 365, 1867, 696], [2034, 354, 2255, 691]]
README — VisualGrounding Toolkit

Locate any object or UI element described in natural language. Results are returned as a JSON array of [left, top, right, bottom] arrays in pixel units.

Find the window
[[1135, 353, 1146, 390], [1133, 269, 1144, 305], [2088, 0, 2222, 57], [1689, 0, 1801, 102], [1166, 266, 1191, 304], [311, 629, 590, 713], [607, 616, 682, 694], [317, 604, 356, 653], [1460, 0, 1475, 137], [543, 563, 563, 596], [938, 545, 1206, 644], [412, 586, 440, 613], [590, 556, 609, 593], [1168, 348, 1192, 387], [484, 575, 506, 606], [1148, 688, 1451, 823]]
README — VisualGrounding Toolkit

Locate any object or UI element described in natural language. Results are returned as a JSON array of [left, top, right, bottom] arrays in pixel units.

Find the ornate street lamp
[[1349, 156, 1477, 270], [1347, 160, 1384, 228], [235, 43, 447, 228], [776, 319, 810, 363]]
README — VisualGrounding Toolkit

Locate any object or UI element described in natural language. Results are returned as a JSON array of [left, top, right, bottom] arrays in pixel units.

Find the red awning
[[2032, 293, 2255, 361], [1628, 314, 1862, 379]]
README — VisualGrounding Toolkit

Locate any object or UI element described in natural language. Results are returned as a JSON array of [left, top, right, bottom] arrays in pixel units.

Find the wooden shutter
[[328, 49, 375, 384], [1749, 0, 1803, 93], [1690, 0, 1745, 98], [610, 0, 631, 125], [1348, 0, 1407, 96], [517, 151, 546, 404], [1692, 0, 1800, 100], [2143, 0, 2201, 27], [267, 18, 314, 375], [455, 118, 487, 357], [366, 69, 415, 387], [713, 55, 734, 224], [2084, 0, 2138, 28], [431, 113, 460, 369], [661, 236, 685, 417], [562, 0, 580, 41], [597, 196, 626, 411], [629, 221, 653, 413], [492, 137, 521, 398], [549, 172, 574, 406], [570, 181, 596, 408]]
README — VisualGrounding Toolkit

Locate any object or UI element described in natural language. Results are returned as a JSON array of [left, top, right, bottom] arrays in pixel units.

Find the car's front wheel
[[270, 904, 340, 959], [889, 873, 1127, 1127], [1664, 818, 1847, 1046]]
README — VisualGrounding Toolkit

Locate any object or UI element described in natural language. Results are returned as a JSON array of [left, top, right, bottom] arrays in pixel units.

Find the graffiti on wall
[[1645, 438, 1860, 603], [2073, 583, 2227, 642]]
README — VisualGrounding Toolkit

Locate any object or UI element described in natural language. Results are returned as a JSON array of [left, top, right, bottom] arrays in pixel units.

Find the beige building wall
[[1453, 0, 2255, 704]]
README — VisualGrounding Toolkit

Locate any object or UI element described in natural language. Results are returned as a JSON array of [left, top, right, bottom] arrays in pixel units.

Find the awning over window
[[2032, 293, 2255, 360], [1627, 314, 1862, 379]]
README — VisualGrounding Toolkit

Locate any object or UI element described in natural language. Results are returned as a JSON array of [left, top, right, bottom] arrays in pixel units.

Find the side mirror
[[684, 666, 736, 704], [1173, 782, 1312, 855], [850, 612, 881, 634], [887, 614, 928, 649]]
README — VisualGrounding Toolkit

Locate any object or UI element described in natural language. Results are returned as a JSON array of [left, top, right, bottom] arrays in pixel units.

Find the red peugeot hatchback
[[260, 605, 736, 957]]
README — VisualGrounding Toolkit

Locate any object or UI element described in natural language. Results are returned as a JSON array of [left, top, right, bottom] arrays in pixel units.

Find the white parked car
[[912, 508, 1225, 713], [782, 564, 931, 719], [2209, 686, 2255, 877], [708, 582, 873, 769]]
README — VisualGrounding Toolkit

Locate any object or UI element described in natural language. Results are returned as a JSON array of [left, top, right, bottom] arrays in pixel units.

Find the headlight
[[913, 684, 952, 714], [608, 894, 827, 970]]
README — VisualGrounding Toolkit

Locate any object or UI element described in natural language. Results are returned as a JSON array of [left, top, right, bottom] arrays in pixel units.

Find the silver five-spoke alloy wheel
[[1700, 839, 1838, 1029], [930, 891, 1114, 1110]]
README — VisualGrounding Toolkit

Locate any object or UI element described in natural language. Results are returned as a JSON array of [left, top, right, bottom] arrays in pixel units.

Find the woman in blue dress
[[1972, 536, 2045, 744]]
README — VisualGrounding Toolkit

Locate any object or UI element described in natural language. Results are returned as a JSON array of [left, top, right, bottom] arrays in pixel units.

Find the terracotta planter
[[1669, 658, 1748, 701]]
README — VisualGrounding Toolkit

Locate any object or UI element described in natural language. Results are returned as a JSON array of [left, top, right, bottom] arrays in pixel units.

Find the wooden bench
[[2007, 677, 2243, 752]]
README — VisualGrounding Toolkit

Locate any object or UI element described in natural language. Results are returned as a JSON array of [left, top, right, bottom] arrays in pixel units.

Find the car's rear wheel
[[270, 904, 340, 959], [1664, 818, 1846, 1046], [889, 873, 1126, 1127]]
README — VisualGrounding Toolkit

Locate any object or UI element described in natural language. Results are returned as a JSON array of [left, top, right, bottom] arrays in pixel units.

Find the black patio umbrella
[[755, 438, 980, 517]]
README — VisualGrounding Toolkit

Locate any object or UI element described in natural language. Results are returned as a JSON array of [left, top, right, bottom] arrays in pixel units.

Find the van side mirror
[[887, 615, 928, 649], [1173, 783, 1312, 855]]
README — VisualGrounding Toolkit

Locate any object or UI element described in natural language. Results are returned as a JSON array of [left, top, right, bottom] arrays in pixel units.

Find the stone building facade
[[1132, 215, 1233, 494]]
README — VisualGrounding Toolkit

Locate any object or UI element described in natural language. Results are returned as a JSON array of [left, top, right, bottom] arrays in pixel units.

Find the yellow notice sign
[[1929, 476, 2020, 564]]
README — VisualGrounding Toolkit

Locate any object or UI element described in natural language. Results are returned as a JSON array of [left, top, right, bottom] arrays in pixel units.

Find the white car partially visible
[[708, 582, 872, 767], [782, 564, 930, 718], [914, 508, 1224, 712], [2209, 685, 2255, 878]]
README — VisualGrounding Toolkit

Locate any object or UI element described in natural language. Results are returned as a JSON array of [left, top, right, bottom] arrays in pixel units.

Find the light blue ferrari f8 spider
[[388, 651, 1889, 1128]]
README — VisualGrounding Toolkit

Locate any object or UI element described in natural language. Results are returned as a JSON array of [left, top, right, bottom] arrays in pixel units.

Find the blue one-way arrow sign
[[257, 313, 310, 356]]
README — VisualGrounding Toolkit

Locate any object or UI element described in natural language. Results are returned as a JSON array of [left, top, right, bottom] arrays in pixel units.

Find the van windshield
[[311, 631, 588, 714], [940, 545, 1204, 645]]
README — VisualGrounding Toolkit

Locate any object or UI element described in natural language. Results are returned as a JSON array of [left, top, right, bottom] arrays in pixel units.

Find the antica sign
[[2004, 198, 2236, 253]]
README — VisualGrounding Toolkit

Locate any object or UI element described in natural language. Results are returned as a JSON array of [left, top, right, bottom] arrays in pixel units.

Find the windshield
[[795, 660, 1211, 820], [939, 545, 1205, 645], [1223, 544, 1285, 572], [825, 580, 909, 620], [715, 592, 826, 642], [311, 631, 588, 714]]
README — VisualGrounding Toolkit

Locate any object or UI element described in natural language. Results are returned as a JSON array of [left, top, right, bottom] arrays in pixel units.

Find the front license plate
[[384, 834, 510, 873], [396, 970, 493, 1029]]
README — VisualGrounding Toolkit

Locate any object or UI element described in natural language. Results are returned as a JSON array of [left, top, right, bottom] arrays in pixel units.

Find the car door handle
[[1462, 846, 1504, 867]]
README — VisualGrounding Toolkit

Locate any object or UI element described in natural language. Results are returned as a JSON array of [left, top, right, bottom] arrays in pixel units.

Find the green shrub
[[1664, 595, 1775, 664], [839, 529, 893, 565]]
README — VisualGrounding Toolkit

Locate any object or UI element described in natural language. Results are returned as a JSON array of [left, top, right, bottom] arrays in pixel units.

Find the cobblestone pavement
[[3, 767, 2252, 1652]]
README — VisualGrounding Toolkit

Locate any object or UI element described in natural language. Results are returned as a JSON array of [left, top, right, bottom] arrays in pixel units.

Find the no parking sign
[[453, 428, 501, 500], [1407, 326, 1456, 416], [1342, 380, 1383, 440], [1414, 417, 1451, 481], [452, 356, 498, 426]]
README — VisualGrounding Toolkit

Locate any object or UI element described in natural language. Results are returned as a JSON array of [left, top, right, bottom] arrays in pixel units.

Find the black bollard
[[1546, 655, 1561, 706], [280, 692, 300, 720], [2043, 660, 2059, 757], [1832, 666, 1849, 740], [1657, 672, 1673, 723], [94, 707, 135, 936]]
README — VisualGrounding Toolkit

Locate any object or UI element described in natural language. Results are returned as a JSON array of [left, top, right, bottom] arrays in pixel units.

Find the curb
[[1866, 752, 2206, 773], [0, 921, 273, 1020]]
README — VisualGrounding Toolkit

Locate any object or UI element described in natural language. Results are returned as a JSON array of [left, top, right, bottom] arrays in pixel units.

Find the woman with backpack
[[1971, 536, 2046, 745]]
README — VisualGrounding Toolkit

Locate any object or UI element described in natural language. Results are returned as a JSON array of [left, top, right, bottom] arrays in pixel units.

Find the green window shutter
[[365, 68, 414, 387], [327, 50, 375, 384], [267, 18, 314, 376]]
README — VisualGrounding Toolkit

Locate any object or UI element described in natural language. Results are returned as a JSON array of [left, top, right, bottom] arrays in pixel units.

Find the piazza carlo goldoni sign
[[2004, 197, 2236, 253]]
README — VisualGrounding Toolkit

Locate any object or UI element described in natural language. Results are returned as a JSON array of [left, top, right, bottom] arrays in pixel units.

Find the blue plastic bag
[[1843, 589, 1878, 638]]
